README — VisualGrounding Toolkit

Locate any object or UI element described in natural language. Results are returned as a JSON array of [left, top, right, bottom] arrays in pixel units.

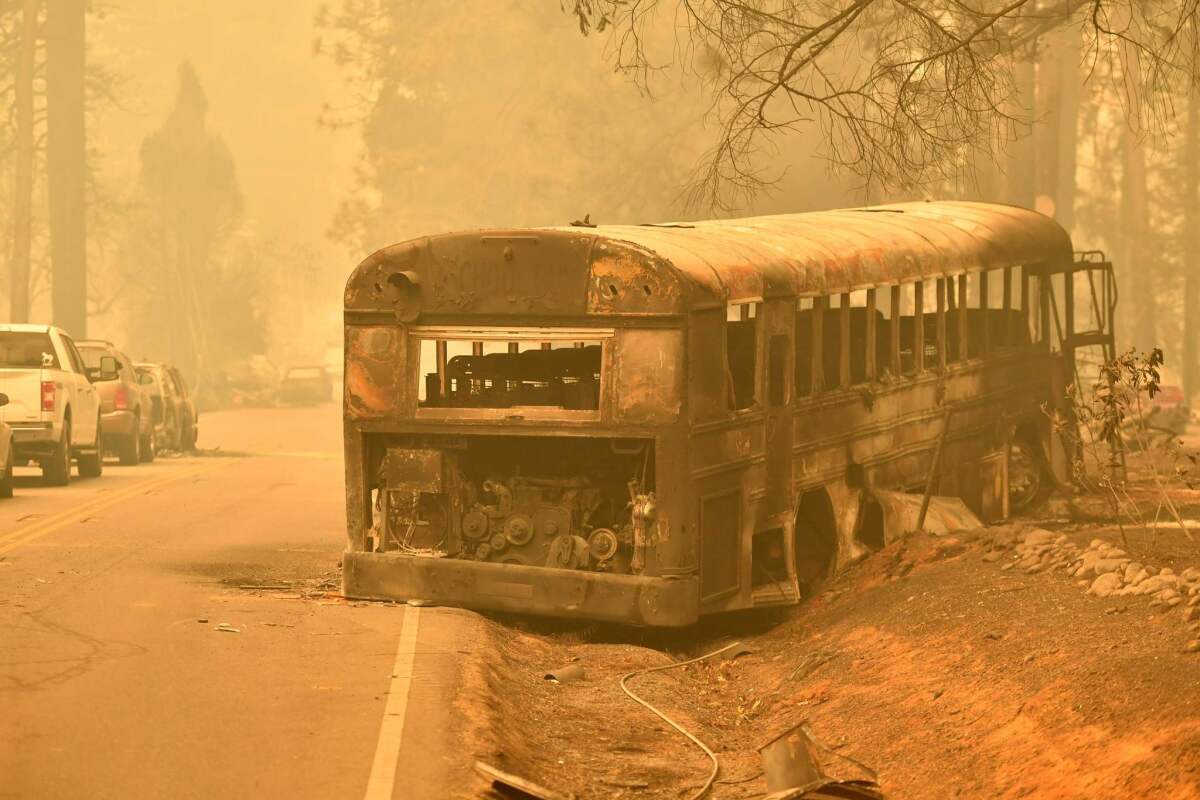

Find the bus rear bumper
[[343, 551, 699, 627]]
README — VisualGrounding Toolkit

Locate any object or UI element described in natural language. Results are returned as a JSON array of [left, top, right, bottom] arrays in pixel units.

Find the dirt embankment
[[465, 524, 1200, 799]]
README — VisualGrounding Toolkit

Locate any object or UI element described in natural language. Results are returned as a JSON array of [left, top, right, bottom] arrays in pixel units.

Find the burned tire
[[164, 414, 181, 452], [0, 443, 13, 498], [140, 428, 156, 463], [43, 421, 71, 486], [118, 420, 141, 466], [77, 418, 103, 479], [181, 424, 196, 452]]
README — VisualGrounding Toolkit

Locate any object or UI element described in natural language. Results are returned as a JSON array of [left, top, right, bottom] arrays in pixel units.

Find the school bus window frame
[[408, 325, 615, 422], [725, 300, 763, 414]]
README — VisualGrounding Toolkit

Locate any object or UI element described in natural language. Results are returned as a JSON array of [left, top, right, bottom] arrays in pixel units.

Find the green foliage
[[1091, 347, 1164, 449], [1065, 346, 1195, 545]]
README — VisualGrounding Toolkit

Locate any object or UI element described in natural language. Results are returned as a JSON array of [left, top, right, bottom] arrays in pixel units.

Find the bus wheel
[[793, 488, 838, 597], [1008, 440, 1042, 512]]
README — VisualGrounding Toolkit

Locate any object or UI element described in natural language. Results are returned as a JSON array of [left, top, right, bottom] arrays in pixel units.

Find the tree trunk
[[9, 0, 37, 323], [1034, 39, 1059, 216], [1115, 37, 1155, 353], [1005, 55, 1037, 209], [1184, 89, 1200, 403], [46, 0, 87, 336], [1037, 27, 1081, 233], [1120, 129, 1155, 351]]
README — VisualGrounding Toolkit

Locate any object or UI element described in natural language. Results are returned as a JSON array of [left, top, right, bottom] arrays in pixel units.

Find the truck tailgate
[[0, 368, 46, 423]]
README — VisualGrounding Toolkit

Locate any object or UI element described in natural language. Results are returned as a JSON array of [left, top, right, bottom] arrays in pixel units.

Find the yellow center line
[[0, 474, 178, 545], [0, 464, 222, 556]]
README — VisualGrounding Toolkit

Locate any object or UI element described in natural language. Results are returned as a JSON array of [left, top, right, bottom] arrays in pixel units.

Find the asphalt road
[[0, 404, 477, 800]]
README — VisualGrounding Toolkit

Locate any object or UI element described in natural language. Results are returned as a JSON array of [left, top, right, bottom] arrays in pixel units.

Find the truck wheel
[[0, 441, 14, 498], [140, 428, 156, 463], [43, 421, 71, 486], [118, 418, 141, 466], [77, 418, 103, 478], [181, 425, 197, 452]]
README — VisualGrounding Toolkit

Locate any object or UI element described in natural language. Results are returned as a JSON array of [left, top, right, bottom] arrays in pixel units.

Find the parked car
[[279, 365, 334, 405], [223, 354, 279, 407], [134, 363, 177, 451], [77, 340, 155, 465], [0, 324, 106, 484], [0, 395, 15, 497], [135, 362, 199, 452], [165, 365, 198, 450]]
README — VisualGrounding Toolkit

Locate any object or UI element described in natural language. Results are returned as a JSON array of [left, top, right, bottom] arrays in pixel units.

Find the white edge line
[[363, 606, 422, 800]]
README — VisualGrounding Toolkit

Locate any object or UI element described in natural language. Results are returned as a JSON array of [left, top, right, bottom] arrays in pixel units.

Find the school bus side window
[[726, 302, 759, 410], [794, 297, 814, 397]]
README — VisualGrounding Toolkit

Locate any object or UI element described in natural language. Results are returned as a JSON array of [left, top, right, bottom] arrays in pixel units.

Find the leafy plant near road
[[1058, 347, 1197, 548]]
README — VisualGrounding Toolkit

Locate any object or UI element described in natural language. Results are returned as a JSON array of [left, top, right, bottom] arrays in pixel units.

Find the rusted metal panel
[[699, 489, 742, 601], [612, 329, 683, 423], [345, 202, 1074, 321], [558, 201, 1072, 306], [383, 447, 442, 492], [791, 357, 1049, 488], [345, 325, 402, 417], [343, 424, 370, 552], [587, 244, 684, 315], [342, 550, 700, 626], [345, 232, 599, 319]]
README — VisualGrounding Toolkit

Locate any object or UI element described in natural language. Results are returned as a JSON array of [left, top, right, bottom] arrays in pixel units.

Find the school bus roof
[[550, 201, 1073, 301], [346, 201, 1071, 318]]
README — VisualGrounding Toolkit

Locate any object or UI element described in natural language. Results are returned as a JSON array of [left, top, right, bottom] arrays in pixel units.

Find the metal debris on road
[[758, 722, 883, 799], [760, 723, 824, 791], [763, 779, 885, 799], [474, 761, 576, 800], [215, 622, 241, 633]]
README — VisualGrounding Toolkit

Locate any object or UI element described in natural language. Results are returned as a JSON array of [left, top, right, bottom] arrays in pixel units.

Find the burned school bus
[[341, 202, 1115, 626]]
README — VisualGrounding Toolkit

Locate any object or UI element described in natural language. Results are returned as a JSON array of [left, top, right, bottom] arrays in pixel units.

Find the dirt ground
[[468, 457, 1200, 800]]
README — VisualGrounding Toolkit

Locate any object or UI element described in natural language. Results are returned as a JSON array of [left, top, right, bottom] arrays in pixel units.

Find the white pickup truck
[[0, 324, 110, 484]]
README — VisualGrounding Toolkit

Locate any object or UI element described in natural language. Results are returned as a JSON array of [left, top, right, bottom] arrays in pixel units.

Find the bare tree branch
[[569, 0, 1200, 209]]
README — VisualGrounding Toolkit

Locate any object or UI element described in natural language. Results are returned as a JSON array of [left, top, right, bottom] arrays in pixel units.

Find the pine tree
[[123, 62, 251, 390], [46, 0, 87, 335]]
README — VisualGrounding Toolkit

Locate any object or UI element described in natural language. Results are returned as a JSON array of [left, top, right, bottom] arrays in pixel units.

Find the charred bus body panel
[[342, 202, 1113, 626]]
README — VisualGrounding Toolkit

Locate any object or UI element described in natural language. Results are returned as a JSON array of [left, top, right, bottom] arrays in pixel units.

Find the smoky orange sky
[[95, 0, 352, 252]]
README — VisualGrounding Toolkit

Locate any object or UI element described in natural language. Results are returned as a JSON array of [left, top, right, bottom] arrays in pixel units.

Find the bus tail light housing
[[345, 326, 400, 418], [41, 381, 56, 412]]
